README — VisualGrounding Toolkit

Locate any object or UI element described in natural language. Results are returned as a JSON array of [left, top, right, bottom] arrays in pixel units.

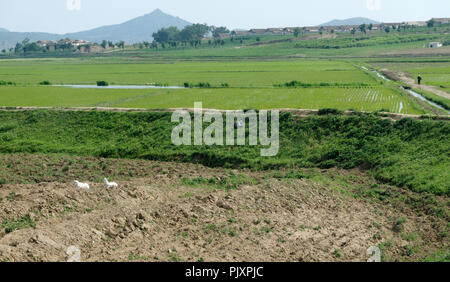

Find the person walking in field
[[417, 75, 422, 85]]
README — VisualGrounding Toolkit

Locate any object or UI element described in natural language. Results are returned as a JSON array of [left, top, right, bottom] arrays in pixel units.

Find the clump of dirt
[[0, 156, 447, 262], [381, 69, 401, 81]]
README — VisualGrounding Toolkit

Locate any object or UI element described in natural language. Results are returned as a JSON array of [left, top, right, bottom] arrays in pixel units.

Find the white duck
[[74, 180, 90, 190], [104, 178, 118, 188]]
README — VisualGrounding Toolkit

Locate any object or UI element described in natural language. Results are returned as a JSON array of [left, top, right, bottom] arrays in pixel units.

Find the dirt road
[[382, 69, 450, 100]]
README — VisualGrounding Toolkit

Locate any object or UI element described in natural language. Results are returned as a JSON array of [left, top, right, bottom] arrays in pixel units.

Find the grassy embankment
[[0, 110, 448, 195]]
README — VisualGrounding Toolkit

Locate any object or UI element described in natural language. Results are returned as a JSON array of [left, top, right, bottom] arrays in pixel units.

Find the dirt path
[[382, 69, 450, 100], [0, 156, 447, 262]]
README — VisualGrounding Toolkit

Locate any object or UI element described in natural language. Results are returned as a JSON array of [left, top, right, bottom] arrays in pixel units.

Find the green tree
[[116, 41, 125, 49], [23, 42, 42, 53], [212, 26, 230, 38], [293, 27, 302, 38], [319, 26, 324, 35], [181, 24, 209, 41], [385, 26, 391, 33], [14, 42, 23, 54], [152, 24, 222, 46], [359, 24, 366, 34], [427, 19, 435, 28], [153, 26, 180, 43]]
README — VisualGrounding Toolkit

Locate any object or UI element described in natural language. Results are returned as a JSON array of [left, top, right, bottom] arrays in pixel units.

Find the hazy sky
[[1, 0, 449, 34]]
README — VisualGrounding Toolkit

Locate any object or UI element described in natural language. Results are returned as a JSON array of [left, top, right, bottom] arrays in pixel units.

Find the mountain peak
[[0, 27, 9, 32], [63, 9, 191, 44], [0, 9, 191, 48], [150, 9, 164, 15]]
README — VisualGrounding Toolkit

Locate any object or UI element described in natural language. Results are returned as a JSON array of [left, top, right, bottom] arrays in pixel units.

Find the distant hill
[[0, 28, 8, 32], [320, 17, 380, 26], [0, 9, 191, 50], [66, 9, 191, 43]]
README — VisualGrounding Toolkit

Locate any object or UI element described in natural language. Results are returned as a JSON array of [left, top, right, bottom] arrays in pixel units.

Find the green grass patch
[[413, 88, 450, 110], [181, 174, 257, 190], [1, 216, 36, 233], [423, 250, 450, 262]]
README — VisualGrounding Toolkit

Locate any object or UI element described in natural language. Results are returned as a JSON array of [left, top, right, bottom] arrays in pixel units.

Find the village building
[[36, 38, 90, 51], [384, 23, 401, 29], [404, 21, 427, 27], [283, 28, 296, 35], [36, 40, 57, 51], [231, 30, 251, 36], [265, 28, 285, 35], [36, 40, 50, 47], [249, 29, 268, 35], [72, 39, 90, 47], [303, 26, 319, 33], [429, 42, 443, 48], [217, 33, 231, 39], [432, 18, 450, 25]]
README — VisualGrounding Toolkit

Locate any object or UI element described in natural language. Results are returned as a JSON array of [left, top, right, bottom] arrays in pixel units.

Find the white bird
[[74, 180, 90, 190], [104, 178, 118, 188]]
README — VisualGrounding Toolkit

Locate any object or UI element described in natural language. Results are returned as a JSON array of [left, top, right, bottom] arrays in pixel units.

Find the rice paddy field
[[0, 58, 429, 114], [0, 59, 373, 86], [0, 85, 421, 114]]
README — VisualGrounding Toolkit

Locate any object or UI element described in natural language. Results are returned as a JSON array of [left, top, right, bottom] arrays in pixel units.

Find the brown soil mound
[[0, 157, 447, 262]]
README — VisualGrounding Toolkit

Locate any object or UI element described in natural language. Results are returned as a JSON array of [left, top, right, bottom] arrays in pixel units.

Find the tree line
[[2, 39, 127, 55], [152, 24, 229, 46], [1, 23, 230, 55]]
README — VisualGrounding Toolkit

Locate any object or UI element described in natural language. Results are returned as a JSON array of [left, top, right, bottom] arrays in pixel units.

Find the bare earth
[[0, 158, 447, 262]]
